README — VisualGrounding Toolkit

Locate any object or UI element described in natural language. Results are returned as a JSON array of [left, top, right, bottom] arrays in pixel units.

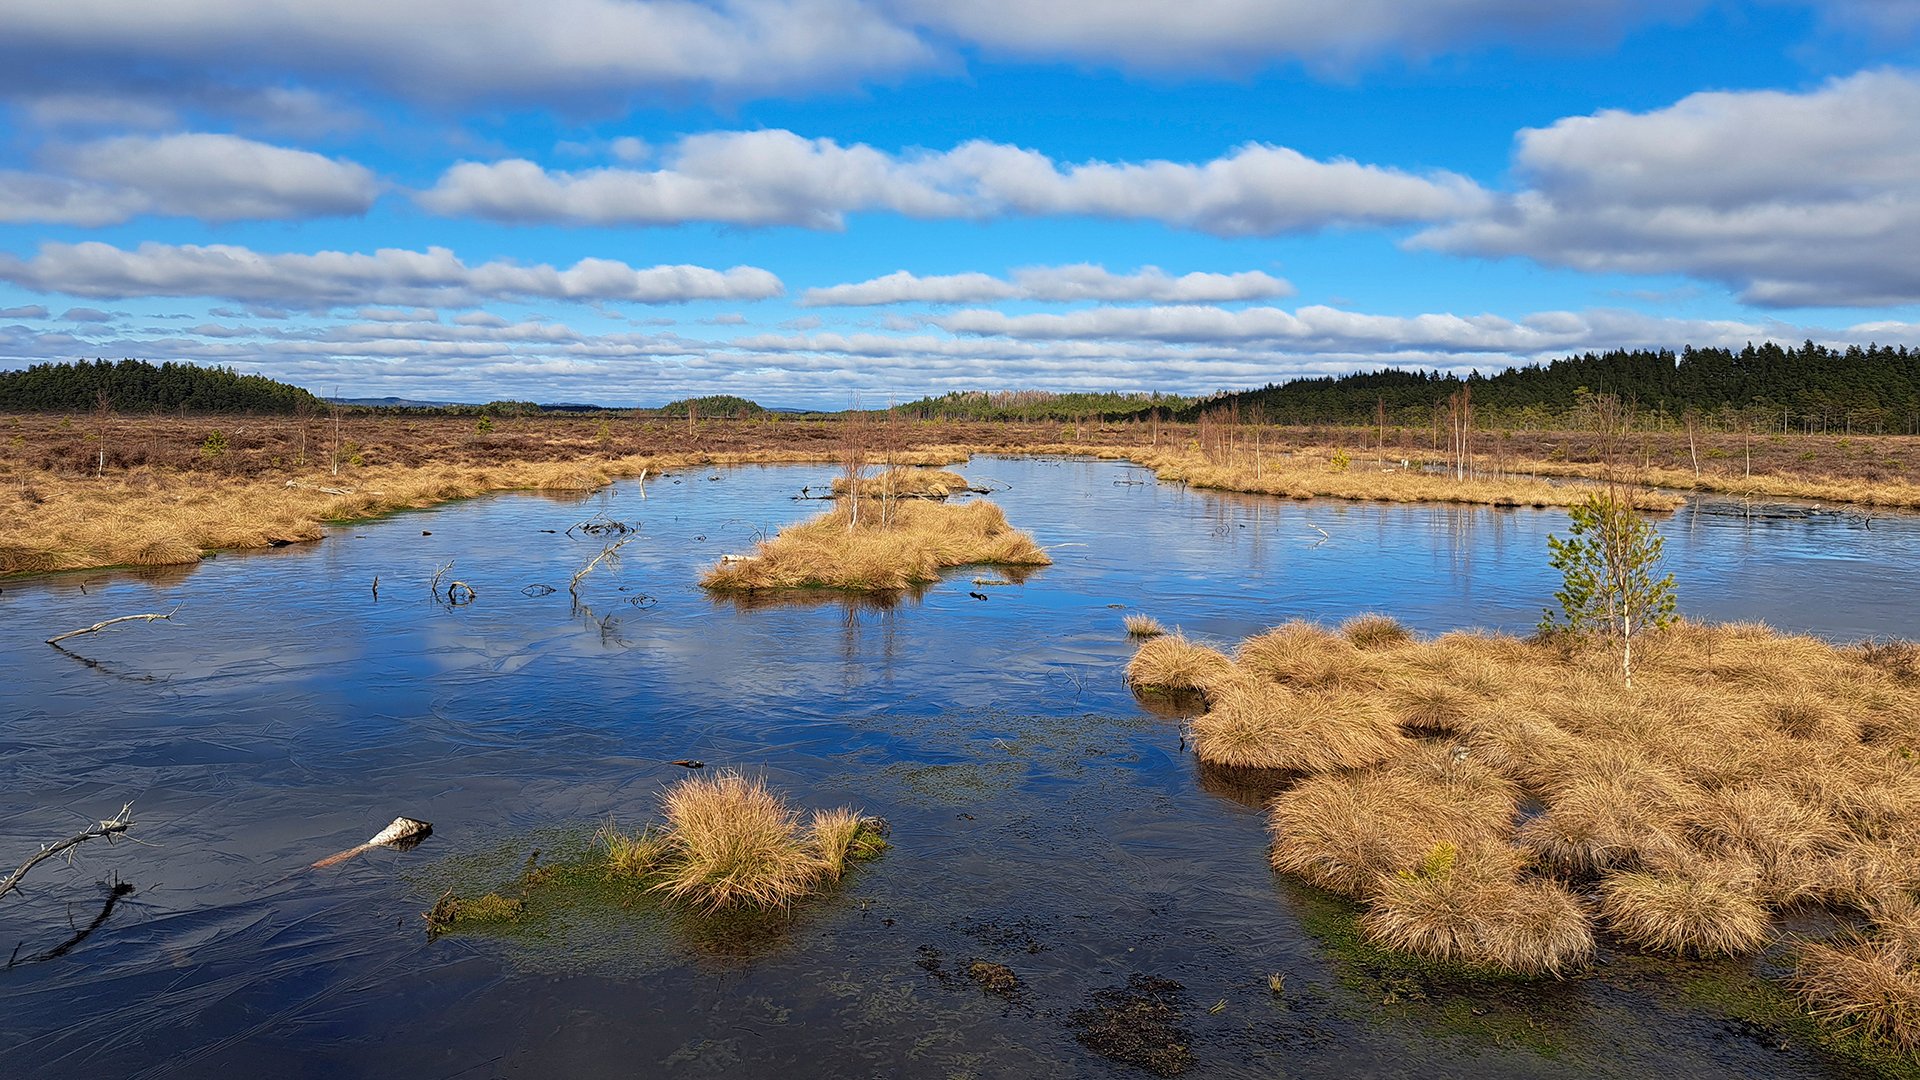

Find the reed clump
[[1138, 614, 1920, 1047], [1123, 613, 1168, 638], [604, 772, 887, 912], [700, 498, 1049, 592]]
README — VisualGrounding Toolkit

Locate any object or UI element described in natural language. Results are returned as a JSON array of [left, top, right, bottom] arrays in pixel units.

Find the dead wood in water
[[1, 804, 135, 901], [312, 816, 432, 869], [570, 534, 639, 594], [45, 608, 178, 646]]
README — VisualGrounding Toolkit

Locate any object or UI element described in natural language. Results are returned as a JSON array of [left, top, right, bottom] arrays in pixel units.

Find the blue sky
[[2, 1, 1919, 407]]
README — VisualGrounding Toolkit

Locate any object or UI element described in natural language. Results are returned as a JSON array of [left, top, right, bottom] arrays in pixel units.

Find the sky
[[2, 2, 1920, 408]]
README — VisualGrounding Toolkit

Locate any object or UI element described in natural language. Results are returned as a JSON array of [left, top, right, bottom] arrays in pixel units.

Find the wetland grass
[[1124, 613, 1168, 638], [700, 497, 1049, 592], [1136, 615, 1920, 1057]]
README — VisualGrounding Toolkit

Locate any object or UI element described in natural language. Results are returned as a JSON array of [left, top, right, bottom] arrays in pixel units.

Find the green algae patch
[[1672, 960, 1920, 1079], [1280, 878, 1583, 1062]]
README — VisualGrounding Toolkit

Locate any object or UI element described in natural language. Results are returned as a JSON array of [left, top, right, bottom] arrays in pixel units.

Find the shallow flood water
[[3, 455, 1918, 1079]]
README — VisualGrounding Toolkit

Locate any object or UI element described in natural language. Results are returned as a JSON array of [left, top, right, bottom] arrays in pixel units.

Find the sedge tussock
[[646, 772, 880, 912], [1236, 621, 1373, 690], [831, 467, 973, 499], [1598, 859, 1772, 957], [1267, 770, 1515, 898], [700, 499, 1049, 592], [1796, 938, 1920, 1054], [810, 808, 889, 880], [1125, 634, 1236, 693], [1191, 682, 1406, 772], [1342, 612, 1414, 650], [1123, 613, 1168, 638], [1360, 841, 1593, 976]]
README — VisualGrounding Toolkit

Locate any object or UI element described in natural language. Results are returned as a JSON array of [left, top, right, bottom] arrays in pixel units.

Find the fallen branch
[[1, 804, 135, 901], [569, 534, 639, 594], [46, 608, 179, 646], [312, 816, 433, 869]]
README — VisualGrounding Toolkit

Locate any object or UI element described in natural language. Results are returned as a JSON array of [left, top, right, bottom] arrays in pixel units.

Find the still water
[[2, 456, 1916, 1079]]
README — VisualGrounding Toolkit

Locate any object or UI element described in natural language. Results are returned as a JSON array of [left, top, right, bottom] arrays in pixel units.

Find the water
[[2, 456, 1916, 1079]]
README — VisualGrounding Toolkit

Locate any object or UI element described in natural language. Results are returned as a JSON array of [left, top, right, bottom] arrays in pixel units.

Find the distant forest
[[0, 359, 324, 414], [903, 343, 1920, 434], [1194, 342, 1920, 434]]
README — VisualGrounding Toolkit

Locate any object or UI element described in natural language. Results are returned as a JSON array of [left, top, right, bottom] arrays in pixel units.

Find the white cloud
[[0, 242, 785, 310], [935, 303, 1786, 355], [802, 264, 1295, 305], [892, 0, 1692, 71], [0, 0, 931, 108], [419, 129, 1487, 234], [1414, 68, 1920, 307], [0, 133, 377, 225]]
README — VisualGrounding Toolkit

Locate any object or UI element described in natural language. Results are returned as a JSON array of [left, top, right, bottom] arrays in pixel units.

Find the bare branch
[[570, 534, 639, 594], [46, 608, 179, 646], [1, 804, 135, 901]]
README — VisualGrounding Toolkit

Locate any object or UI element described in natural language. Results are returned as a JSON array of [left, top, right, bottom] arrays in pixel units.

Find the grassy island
[[1129, 617, 1920, 1053]]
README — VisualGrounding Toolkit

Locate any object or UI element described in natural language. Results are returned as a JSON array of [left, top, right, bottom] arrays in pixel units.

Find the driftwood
[[0, 804, 135, 901], [312, 816, 433, 869], [46, 608, 178, 646], [569, 534, 639, 594]]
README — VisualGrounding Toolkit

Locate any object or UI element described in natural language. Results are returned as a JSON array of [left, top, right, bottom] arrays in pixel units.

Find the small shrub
[[200, 429, 228, 459]]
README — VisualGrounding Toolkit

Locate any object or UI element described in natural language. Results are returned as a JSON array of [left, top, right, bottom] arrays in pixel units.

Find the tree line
[[0, 359, 324, 414], [1189, 342, 1920, 434]]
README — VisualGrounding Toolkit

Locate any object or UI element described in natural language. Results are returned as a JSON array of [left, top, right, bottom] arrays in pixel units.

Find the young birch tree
[[1540, 490, 1677, 688]]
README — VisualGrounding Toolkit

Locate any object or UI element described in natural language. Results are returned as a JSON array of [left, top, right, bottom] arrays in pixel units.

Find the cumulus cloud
[[0, 133, 377, 225], [801, 264, 1295, 306], [0, 241, 785, 310], [420, 129, 1487, 234], [1414, 68, 1920, 307], [935, 303, 1784, 355], [7, 294, 1914, 409], [0, 1, 931, 110]]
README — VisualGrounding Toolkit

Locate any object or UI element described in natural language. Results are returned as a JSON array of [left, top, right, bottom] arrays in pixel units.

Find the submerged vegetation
[[1133, 617, 1920, 1054], [701, 489, 1049, 592], [427, 772, 886, 936]]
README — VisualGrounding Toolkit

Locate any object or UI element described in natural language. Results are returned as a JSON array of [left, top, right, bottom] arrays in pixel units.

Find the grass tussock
[[1124, 613, 1168, 638], [1190, 682, 1407, 772], [1125, 634, 1236, 693], [1151, 615, 1920, 1020], [700, 499, 1049, 592], [1342, 613, 1414, 650], [1597, 859, 1772, 957], [1797, 934, 1920, 1055], [831, 467, 974, 499], [1359, 841, 1593, 976]]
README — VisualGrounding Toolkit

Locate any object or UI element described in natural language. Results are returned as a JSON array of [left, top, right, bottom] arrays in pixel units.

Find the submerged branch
[[45, 608, 179, 646], [0, 804, 136, 901]]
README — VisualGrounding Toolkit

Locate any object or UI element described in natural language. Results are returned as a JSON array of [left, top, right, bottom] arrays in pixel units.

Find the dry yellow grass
[[1124, 634, 1236, 692], [1797, 935, 1920, 1054], [1150, 614, 1920, 1004], [831, 467, 975, 499], [1597, 858, 1773, 957], [1190, 681, 1407, 772], [1360, 841, 1593, 976], [641, 772, 885, 912], [1342, 613, 1414, 650], [700, 498, 1049, 592], [1123, 613, 1168, 638]]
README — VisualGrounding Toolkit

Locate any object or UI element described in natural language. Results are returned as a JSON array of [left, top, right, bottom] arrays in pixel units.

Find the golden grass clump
[[831, 467, 974, 499], [1267, 766, 1517, 897], [1125, 634, 1236, 693], [700, 499, 1049, 592], [643, 772, 884, 912], [1236, 621, 1371, 690], [1123, 613, 1167, 638], [1796, 936, 1920, 1055], [1190, 681, 1407, 772], [1360, 841, 1593, 976], [1342, 612, 1414, 650], [1597, 858, 1773, 957]]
